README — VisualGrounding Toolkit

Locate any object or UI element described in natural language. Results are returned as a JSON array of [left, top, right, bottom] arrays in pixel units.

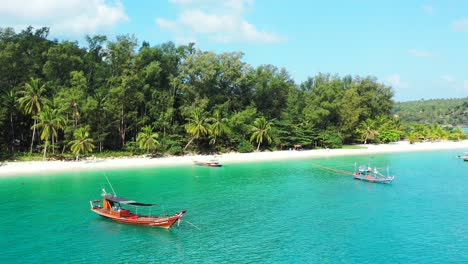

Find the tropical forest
[[0, 27, 466, 160]]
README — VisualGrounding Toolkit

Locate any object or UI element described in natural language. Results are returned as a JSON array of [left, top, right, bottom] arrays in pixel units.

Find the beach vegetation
[[0, 26, 466, 160], [18, 77, 48, 153], [69, 126, 95, 160], [31, 105, 65, 160], [137, 125, 159, 154], [184, 109, 210, 151], [250, 117, 273, 151]]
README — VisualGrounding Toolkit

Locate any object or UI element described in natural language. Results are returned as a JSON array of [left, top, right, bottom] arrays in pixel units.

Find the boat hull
[[194, 161, 222, 167], [91, 207, 186, 228], [353, 173, 394, 184]]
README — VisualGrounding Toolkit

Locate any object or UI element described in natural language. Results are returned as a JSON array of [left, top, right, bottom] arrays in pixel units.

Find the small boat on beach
[[354, 165, 395, 184], [193, 159, 222, 167], [90, 188, 186, 228]]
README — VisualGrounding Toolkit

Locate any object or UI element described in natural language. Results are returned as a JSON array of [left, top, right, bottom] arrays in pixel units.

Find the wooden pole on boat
[[105, 176, 117, 196]]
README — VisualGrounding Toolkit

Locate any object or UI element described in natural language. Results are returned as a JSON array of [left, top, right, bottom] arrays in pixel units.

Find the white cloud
[[440, 76, 468, 93], [422, 4, 434, 14], [452, 17, 468, 32], [156, 18, 180, 32], [386, 74, 409, 89], [408, 49, 435, 58], [157, 0, 283, 44], [0, 0, 128, 35], [170, 0, 197, 4], [441, 75, 455, 83], [175, 36, 197, 44], [170, 0, 253, 14], [179, 10, 232, 34]]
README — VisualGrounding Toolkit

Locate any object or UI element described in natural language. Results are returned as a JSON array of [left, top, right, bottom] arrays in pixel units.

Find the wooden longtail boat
[[90, 189, 186, 228], [311, 162, 395, 184], [193, 160, 222, 167], [353, 165, 395, 184]]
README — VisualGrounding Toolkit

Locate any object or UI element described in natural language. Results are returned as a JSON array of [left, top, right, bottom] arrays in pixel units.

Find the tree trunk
[[9, 112, 15, 153], [30, 119, 37, 153], [52, 134, 55, 154], [73, 103, 79, 128], [184, 137, 195, 151], [256, 141, 261, 152], [120, 107, 126, 148], [97, 103, 102, 152], [43, 140, 48, 160]]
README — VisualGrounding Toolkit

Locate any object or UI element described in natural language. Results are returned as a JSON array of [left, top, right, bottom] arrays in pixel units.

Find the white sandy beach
[[1, 140, 467, 177]]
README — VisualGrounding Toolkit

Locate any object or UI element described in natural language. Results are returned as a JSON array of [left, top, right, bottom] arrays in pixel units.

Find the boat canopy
[[105, 195, 155, 206]]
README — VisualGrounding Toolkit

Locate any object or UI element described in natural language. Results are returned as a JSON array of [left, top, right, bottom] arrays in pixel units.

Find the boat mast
[[105, 176, 117, 196]]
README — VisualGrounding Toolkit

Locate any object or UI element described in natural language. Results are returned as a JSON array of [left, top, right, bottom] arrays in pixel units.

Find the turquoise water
[[1, 150, 467, 263]]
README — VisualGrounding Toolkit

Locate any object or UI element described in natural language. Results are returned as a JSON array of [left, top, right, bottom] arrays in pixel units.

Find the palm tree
[[32, 106, 65, 160], [208, 110, 229, 146], [137, 125, 159, 154], [69, 126, 95, 161], [184, 110, 210, 151], [93, 90, 108, 152], [357, 119, 379, 144], [2, 89, 18, 152], [450, 127, 466, 141], [250, 117, 273, 151], [18, 78, 48, 153]]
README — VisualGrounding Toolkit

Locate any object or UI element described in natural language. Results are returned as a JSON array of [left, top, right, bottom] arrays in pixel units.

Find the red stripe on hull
[[91, 208, 185, 229]]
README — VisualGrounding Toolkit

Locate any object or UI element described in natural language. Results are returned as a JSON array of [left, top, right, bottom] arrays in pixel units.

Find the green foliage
[[318, 130, 343, 149], [378, 123, 401, 143], [166, 145, 183, 156], [136, 125, 159, 153], [393, 98, 468, 125], [18, 78, 48, 116], [124, 141, 142, 155], [68, 126, 95, 160], [31, 105, 65, 159], [357, 119, 379, 144], [184, 108, 210, 151], [404, 123, 466, 143], [250, 116, 273, 151], [237, 139, 254, 153], [448, 127, 467, 141], [1, 26, 464, 161]]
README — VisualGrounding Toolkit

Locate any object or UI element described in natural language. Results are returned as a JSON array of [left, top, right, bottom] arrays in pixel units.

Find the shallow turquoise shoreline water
[[1, 150, 467, 263]]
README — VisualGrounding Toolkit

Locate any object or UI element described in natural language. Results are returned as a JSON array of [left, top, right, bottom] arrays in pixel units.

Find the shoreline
[[1, 140, 467, 177]]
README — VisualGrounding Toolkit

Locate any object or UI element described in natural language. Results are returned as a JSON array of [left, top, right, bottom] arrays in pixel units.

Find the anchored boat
[[90, 188, 186, 228], [311, 162, 395, 184], [193, 159, 222, 167], [353, 165, 395, 184], [457, 152, 468, 161]]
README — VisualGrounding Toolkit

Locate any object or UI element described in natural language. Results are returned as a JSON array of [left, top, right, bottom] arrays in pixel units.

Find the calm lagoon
[[1, 150, 467, 263]]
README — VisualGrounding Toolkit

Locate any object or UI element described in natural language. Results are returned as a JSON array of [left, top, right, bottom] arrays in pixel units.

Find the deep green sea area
[[1, 150, 467, 263]]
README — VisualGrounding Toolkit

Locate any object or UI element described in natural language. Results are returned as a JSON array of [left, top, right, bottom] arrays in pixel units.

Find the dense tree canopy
[[0, 26, 465, 159], [393, 98, 468, 126]]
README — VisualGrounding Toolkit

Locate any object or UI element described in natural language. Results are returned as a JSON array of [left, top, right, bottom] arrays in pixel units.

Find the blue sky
[[0, 0, 467, 101]]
